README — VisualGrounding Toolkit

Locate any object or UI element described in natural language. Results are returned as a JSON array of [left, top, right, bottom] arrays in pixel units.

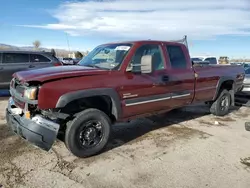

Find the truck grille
[[12, 78, 25, 95], [13, 97, 25, 109]]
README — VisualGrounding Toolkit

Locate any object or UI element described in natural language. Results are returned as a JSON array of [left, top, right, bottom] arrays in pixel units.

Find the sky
[[1, 0, 250, 58]]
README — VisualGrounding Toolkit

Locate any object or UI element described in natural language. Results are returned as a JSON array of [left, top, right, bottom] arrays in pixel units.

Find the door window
[[129, 44, 164, 72], [3, 53, 29, 64], [30, 54, 50, 62], [166, 45, 187, 69]]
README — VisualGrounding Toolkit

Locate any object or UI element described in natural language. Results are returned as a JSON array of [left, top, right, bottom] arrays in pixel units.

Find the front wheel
[[65, 108, 111, 158], [210, 89, 231, 116]]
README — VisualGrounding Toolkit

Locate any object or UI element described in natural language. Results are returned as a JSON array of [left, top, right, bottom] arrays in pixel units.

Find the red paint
[[11, 40, 244, 120]]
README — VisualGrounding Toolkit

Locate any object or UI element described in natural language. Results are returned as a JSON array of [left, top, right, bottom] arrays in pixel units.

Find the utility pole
[[66, 33, 71, 53]]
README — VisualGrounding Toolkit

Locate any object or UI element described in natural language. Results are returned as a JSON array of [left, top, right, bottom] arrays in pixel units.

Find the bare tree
[[51, 48, 56, 56], [75, 51, 83, 58], [33, 40, 41, 49]]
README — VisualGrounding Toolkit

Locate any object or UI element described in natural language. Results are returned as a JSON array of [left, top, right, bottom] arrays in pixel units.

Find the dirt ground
[[1, 98, 250, 188]]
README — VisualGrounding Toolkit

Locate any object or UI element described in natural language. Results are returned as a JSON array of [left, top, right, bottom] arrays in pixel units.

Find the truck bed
[[193, 64, 244, 103]]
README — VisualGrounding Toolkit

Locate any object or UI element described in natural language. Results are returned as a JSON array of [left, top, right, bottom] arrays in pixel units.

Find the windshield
[[78, 43, 132, 70]]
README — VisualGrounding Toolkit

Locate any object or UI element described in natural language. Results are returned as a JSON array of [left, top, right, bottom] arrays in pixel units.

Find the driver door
[[119, 43, 173, 118]]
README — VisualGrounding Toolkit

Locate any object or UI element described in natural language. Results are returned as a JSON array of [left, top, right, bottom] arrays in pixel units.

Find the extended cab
[[6, 37, 245, 157]]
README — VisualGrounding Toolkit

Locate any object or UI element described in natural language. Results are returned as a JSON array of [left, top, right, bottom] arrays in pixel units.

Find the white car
[[59, 57, 74, 65]]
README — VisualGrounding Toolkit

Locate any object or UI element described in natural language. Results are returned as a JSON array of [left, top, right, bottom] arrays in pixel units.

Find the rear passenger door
[[0, 53, 30, 89], [164, 44, 195, 108], [30, 54, 52, 69]]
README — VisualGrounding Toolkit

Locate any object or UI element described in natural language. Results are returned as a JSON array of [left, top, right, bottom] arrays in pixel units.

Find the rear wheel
[[210, 89, 231, 116], [65, 108, 111, 158]]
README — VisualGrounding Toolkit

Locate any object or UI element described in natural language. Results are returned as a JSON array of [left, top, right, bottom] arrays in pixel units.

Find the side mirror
[[126, 55, 153, 73], [140, 55, 153, 74]]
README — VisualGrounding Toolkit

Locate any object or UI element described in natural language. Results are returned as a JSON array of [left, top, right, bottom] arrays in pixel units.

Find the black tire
[[65, 108, 111, 158], [210, 89, 231, 116]]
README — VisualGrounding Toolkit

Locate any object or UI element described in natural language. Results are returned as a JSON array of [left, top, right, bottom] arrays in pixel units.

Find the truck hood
[[14, 66, 109, 83]]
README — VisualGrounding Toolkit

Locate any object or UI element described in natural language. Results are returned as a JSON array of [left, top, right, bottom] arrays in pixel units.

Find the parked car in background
[[243, 63, 250, 70], [58, 57, 74, 65], [0, 51, 62, 89], [191, 57, 210, 65], [242, 67, 250, 92], [191, 56, 218, 64], [73, 58, 82, 65]]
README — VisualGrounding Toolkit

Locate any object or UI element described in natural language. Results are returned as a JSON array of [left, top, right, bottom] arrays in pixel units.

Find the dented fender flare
[[213, 76, 236, 105]]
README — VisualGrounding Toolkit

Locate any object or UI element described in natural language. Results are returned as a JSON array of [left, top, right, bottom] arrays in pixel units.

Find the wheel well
[[61, 95, 116, 123], [214, 80, 234, 102], [220, 80, 234, 91]]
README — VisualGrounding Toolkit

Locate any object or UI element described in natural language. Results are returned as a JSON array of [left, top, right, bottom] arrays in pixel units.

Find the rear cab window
[[165, 45, 187, 69], [2, 53, 29, 64], [30, 54, 50, 63]]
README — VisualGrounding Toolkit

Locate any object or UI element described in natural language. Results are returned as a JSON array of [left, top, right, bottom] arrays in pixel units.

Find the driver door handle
[[162, 75, 169, 82]]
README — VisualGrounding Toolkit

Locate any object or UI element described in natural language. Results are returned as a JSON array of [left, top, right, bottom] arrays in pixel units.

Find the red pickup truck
[[6, 37, 244, 157]]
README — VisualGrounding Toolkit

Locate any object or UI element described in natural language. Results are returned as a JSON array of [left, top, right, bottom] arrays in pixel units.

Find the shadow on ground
[[58, 103, 241, 156], [103, 104, 240, 152]]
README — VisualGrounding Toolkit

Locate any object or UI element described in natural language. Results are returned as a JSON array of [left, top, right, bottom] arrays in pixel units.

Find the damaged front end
[[5, 78, 60, 151]]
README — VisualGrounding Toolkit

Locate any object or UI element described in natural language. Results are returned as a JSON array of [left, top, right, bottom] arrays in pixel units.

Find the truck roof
[[102, 36, 189, 47]]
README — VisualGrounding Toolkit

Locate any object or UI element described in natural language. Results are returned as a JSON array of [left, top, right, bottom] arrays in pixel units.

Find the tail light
[[53, 62, 63, 66]]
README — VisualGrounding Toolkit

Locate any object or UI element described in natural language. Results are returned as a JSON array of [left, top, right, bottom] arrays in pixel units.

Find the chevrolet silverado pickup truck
[[6, 37, 245, 158]]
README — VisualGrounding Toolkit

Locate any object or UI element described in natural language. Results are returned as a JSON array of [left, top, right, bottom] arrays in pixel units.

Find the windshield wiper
[[83, 64, 101, 69]]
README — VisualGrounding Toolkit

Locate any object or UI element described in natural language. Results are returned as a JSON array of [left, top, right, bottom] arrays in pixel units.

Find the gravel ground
[[0, 98, 250, 188]]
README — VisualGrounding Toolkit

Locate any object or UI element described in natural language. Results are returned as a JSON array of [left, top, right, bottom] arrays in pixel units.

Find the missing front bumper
[[5, 97, 60, 151]]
